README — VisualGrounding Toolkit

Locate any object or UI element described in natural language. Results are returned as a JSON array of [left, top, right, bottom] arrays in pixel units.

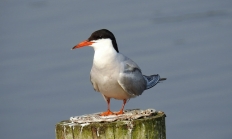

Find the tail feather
[[143, 74, 166, 90], [159, 78, 167, 81]]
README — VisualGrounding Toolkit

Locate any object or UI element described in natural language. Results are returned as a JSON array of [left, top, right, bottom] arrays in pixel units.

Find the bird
[[72, 29, 166, 116]]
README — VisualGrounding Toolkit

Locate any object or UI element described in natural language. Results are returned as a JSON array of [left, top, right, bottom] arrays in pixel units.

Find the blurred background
[[1, 0, 232, 139]]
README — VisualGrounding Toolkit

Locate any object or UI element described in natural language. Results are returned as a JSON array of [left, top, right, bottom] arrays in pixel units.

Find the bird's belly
[[101, 86, 130, 100], [96, 76, 131, 100]]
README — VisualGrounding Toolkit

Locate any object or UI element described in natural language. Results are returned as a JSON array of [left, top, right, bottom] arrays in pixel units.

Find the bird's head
[[72, 29, 119, 53]]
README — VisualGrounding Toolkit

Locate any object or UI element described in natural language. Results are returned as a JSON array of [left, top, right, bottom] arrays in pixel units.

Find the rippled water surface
[[1, 1, 232, 139]]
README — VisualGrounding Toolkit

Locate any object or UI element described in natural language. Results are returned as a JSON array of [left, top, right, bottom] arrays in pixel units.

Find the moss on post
[[55, 110, 166, 139]]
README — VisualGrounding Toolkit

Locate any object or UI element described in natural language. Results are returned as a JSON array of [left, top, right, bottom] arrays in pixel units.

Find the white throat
[[90, 39, 118, 68]]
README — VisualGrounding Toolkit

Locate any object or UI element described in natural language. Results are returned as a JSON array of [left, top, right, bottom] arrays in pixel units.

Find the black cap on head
[[88, 29, 119, 53]]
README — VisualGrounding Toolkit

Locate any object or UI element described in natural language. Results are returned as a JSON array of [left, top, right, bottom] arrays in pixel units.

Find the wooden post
[[55, 109, 166, 139]]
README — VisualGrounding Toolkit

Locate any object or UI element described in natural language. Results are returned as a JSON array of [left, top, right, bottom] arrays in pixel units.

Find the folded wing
[[118, 60, 146, 97]]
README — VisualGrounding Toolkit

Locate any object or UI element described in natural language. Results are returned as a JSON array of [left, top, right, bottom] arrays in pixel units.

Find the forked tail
[[143, 74, 166, 90]]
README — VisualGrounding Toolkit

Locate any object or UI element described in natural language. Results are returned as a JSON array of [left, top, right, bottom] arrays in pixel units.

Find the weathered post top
[[56, 109, 166, 139]]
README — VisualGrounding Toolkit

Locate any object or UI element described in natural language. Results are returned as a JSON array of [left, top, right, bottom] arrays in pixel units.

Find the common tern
[[72, 29, 166, 116]]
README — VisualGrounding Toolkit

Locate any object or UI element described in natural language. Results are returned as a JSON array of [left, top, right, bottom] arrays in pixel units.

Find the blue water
[[1, 1, 232, 139]]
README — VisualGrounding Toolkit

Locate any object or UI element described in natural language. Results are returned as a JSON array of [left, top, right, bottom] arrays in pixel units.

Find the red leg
[[116, 99, 127, 115], [100, 98, 114, 116]]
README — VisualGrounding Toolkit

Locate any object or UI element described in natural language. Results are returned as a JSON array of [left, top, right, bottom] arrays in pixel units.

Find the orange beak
[[72, 40, 94, 50]]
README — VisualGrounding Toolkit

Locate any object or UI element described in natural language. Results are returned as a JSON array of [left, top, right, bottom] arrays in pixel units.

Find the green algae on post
[[56, 109, 166, 139]]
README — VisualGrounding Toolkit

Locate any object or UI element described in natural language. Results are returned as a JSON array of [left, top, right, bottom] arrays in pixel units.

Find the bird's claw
[[115, 110, 124, 115], [100, 110, 114, 116]]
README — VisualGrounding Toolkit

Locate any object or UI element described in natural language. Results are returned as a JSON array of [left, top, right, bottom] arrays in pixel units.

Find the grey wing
[[118, 60, 146, 97]]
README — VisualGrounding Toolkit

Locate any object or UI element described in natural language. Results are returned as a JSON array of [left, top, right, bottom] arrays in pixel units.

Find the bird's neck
[[93, 45, 118, 69]]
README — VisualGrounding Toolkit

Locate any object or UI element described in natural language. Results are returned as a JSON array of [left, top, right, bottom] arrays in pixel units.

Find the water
[[1, 0, 232, 139]]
